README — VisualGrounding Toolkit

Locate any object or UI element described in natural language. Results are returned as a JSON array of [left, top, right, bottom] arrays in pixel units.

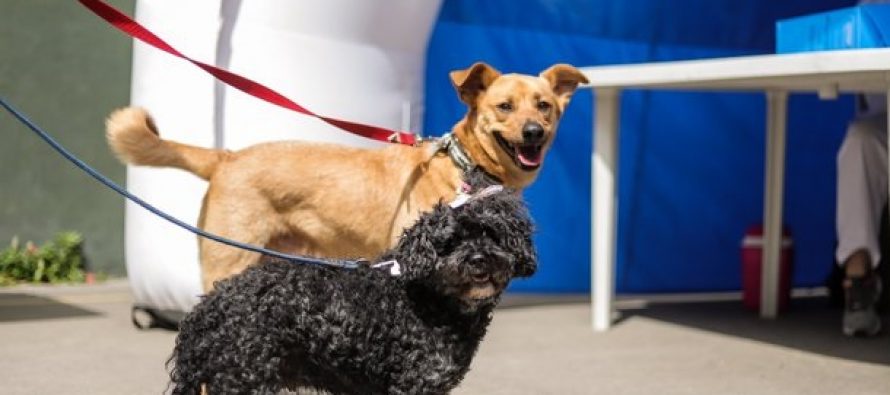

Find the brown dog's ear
[[450, 62, 501, 106], [540, 64, 589, 108]]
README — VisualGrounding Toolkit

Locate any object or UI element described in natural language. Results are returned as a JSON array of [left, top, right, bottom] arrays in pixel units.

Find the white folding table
[[579, 48, 890, 331]]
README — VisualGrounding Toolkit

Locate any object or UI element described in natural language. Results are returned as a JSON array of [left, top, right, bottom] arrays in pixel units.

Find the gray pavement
[[1, 280, 888, 394]]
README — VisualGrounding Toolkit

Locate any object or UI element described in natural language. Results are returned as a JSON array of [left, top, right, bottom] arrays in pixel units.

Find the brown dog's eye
[[496, 102, 513, 112], [537, 101, 552, 112]]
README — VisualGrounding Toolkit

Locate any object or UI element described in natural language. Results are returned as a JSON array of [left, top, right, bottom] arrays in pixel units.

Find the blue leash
[[0, 96, 359, 270]]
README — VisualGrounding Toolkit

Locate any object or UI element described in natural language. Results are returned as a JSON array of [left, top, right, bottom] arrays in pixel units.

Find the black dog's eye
[[537, 101, 552, 112], [496, 102, 514, 112]]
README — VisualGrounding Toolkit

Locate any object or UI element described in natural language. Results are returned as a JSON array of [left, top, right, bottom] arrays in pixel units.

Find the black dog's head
[[387, 185, 536, 313]]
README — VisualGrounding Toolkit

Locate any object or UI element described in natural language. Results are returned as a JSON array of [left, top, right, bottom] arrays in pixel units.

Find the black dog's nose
[[522, 122, 545, 142]]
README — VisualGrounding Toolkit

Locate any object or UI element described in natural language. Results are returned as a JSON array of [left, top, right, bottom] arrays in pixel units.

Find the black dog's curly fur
[[168, 180, 536, 394]]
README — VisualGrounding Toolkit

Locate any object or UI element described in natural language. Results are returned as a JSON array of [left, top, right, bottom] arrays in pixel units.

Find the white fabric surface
[[125, 0, 442, 312]]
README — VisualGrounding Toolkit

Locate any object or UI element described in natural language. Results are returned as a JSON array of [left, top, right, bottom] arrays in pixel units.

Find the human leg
[[836, 114, 887, 336]]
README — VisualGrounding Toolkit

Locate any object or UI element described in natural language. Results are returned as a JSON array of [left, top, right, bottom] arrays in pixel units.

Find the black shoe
[[843, 274, 882, 337]]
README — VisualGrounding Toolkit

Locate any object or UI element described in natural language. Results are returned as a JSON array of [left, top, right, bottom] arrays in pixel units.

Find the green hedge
[[0, 231, 88, 285]]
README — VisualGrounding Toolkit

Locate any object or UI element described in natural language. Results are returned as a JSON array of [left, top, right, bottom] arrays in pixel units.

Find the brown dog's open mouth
[[493, 132, 544, 171]]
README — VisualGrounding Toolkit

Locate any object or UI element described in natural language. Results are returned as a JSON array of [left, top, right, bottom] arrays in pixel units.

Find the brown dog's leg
[[198, 190, 281, 292], [198, 238, 265, 292]]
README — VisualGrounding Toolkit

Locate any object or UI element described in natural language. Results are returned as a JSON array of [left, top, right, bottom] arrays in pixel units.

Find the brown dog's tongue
[[516, 145, 543, 167]]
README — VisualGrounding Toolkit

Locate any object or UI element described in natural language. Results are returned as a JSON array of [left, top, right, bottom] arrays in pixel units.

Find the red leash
[[77, 0, 418, 146]]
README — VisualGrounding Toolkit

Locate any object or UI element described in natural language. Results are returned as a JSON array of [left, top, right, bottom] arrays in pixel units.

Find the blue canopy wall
[[424, 0, 859, 293]]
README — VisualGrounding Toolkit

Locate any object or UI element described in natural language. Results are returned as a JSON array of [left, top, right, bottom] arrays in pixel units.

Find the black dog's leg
[[168, 334, 209, 395], [170, 338, 287, 395], [199, 342, 287, 395], [168, 381, 201, 395], [168, 347, 213, 394]]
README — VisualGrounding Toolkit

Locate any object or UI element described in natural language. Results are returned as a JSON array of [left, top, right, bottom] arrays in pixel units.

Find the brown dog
[[106, 62, 587, 291]]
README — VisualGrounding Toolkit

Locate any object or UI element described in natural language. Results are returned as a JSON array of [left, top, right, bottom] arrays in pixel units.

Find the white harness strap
[[450, 184, 505, 208]]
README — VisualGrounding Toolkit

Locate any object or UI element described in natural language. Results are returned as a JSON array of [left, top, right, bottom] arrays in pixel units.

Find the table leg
[[761, 90, 788, 319], [592, 88, 621, 331]]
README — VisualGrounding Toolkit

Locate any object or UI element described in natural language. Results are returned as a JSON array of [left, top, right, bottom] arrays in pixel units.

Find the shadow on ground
[[0, 293, 100, 322], [626, 297, 890, 365], [500, 293, 890, 366]]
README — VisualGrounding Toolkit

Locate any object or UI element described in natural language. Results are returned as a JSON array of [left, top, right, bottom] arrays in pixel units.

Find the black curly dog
[[168, 182, 537, 394]]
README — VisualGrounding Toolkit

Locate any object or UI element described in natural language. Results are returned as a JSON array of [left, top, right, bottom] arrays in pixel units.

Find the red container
[[741, 225, 794, 312]]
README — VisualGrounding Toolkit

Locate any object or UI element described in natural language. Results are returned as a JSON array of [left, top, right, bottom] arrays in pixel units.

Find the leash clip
[[371, 260, 402, 276], [389, 132, 423, 146]]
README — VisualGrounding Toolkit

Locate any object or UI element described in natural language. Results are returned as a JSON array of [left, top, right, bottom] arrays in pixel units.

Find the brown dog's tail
[[105, 107, 226, 180]]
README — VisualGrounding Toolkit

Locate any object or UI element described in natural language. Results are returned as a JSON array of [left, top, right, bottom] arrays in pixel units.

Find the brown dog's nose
[[522, 122, 545, 143]]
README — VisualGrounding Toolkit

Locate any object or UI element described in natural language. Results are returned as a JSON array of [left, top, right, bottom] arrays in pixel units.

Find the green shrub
[[0, 231, 88, 285]]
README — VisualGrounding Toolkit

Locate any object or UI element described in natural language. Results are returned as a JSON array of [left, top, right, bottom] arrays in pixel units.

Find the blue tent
[[424, 0, 859, 293]]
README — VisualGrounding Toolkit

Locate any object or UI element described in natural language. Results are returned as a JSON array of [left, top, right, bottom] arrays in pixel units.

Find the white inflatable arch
[[125, 0, 442, 325]]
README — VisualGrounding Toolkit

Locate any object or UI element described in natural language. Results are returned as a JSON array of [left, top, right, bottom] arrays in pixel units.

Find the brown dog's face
[[450, 63, 588, 188]]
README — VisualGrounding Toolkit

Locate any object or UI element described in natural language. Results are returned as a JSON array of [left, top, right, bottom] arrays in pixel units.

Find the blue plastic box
[[776, 4, 890, 53]]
